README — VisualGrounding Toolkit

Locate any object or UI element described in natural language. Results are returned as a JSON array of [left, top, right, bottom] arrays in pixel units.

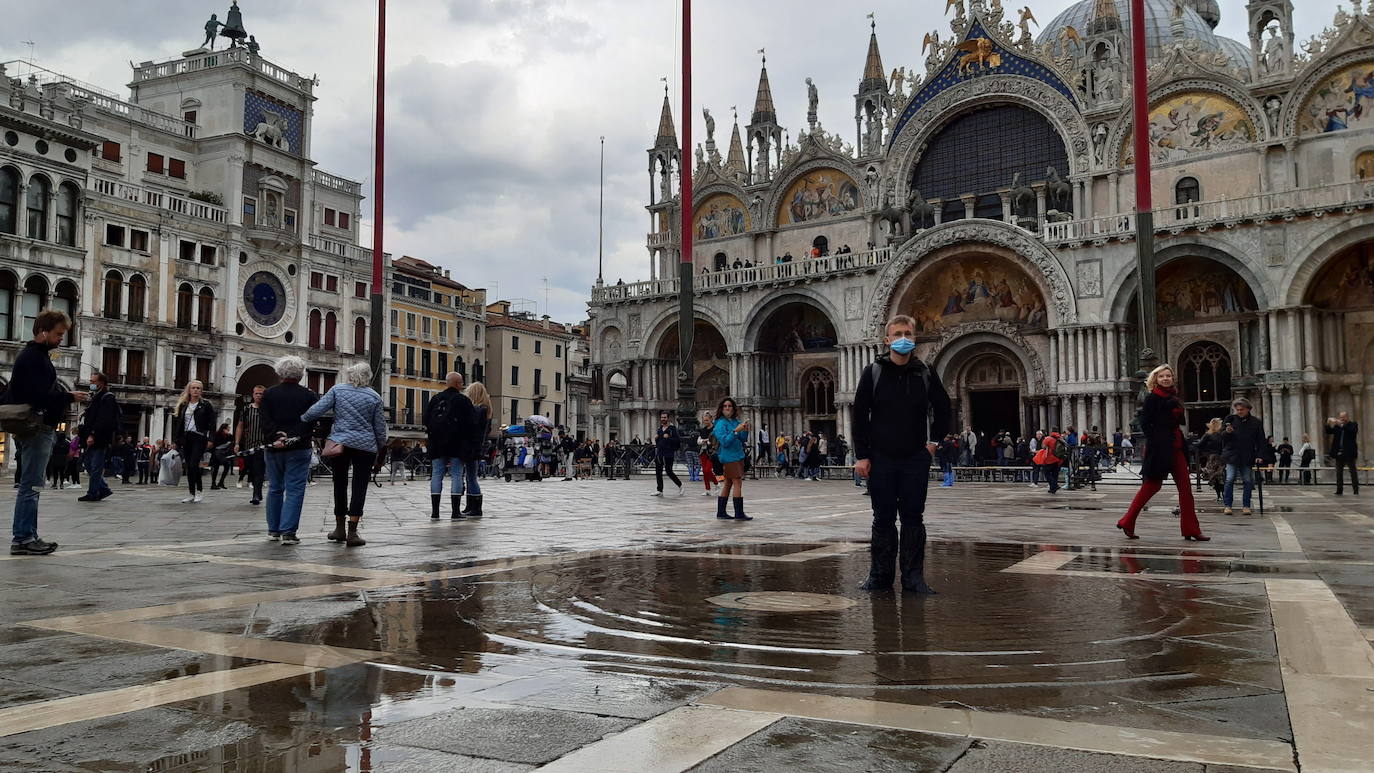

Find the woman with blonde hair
[[1197, 417, 1226, 501], [172, 380, 216, 504], [461, 381, 493, 516], [1116, 364, 1209, 541]]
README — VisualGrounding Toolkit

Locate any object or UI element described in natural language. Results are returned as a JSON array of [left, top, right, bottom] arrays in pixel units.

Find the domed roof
[[1037, 0, 1223, 61], [1216, 36, 1253, 70], [1183, 0, 1221, 29]]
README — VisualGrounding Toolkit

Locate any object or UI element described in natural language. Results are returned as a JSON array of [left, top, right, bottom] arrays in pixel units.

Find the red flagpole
[[369, 0, 386, 387], [1129, 0, 1159, 366], [676, 0, 695, 422]]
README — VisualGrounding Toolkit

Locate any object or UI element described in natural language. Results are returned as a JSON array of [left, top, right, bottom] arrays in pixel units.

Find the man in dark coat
[[423, 372, 475, 519], [651, 411, 682, 496], [1221, 398, 1267, 515], [853, 314, 952, 594], [1327, 411, 1361, 496], [78, 372, 120, 503]]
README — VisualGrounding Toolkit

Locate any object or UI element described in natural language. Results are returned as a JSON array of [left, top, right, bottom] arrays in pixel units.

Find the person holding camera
[[1327, 412, 1360, 496], [1221, 397, 1267, 516]]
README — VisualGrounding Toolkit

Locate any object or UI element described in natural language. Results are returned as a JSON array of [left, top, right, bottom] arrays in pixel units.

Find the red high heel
[[1183, 534, 1211, 542], [1116, 523, 1139, 540]]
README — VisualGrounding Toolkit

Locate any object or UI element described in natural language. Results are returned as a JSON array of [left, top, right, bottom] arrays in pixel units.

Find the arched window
[[472, 360, 484, 383], [0, 167, 18, 235], [1180, 342, 1231, 405], [323, 311, 337, 350], [127, 275, 146, 323], [353, 317, 367, 354], [175, 283, 193, 329], [53, 281, 77, 346], [308, 309, 322, 348], [197, 287, 214, 331], [21, 275, 48, 336], [25, 175, 50, 240], [0, 271, 14, 339], [455, 356, 466, 378], [713, 252, 727, 271], [802, 367, 836, 416], [102, 270, 123, 319], [1175, 177, 1201, 220], [55, 183, 78, 246]]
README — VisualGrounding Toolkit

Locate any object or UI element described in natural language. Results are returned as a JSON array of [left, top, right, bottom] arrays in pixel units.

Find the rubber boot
[[732, 497, 752, 521], [430, 494, 441, 520], [346, 519, 366, 547], [716, 496, 730, 519], [461, 495, 476, 515], [451, 495, 464, 520], [466, 495, 482, 517], [898, 521, 936, 594], [860, 526, 897, 590], [327, 514, 346, 542]]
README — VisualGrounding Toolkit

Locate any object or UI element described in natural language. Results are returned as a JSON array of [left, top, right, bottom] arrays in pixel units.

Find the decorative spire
[[654, 82, 676, 146], [860, 17, 886, 94], [751, 50, 776, 125], [1088, 0, 1121, 35], [725, 110, 746, 173]]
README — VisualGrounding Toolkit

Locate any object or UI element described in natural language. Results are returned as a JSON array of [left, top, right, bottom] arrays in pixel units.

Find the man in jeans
[[651, 411, 683, 496], [77, 372, 119, 503], [1327, 411, 1361, 496], [853, 314, 952, 594], [423, 372, 474, 519], [260, 355, 318, 544], [4, 310, 88, 555], [1221, 398, 1266, 516]]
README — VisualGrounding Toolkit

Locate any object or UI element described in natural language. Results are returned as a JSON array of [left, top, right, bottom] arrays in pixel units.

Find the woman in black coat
[[172, 380, 216, 503], [1115, 365, 1209, 541]]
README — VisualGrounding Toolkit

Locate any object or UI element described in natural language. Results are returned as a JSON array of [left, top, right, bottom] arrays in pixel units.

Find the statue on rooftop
[[246, 35, 260, 57], [220, 1, 249, 48], [202, 13, 224, 50]]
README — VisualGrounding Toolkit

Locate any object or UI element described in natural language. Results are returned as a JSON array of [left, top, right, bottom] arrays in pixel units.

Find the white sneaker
[[66, 483, 81, 490], [181, 495, 195, 503], [236, 481, 244, 489], [651, 491, 663, 497], [677, 485, 684, 496], [193, 494, 204, 503], [701, 489, 712, 496]]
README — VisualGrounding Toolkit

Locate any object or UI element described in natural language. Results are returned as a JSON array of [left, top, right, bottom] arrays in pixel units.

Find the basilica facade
[[588, 0, 1373, 461]]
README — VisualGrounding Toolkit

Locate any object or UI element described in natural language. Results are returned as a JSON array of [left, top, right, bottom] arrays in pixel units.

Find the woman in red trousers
[[1116, 364, 1210, 541]]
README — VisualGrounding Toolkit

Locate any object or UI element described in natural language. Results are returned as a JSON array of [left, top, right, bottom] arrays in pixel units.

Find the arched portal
[[1178, 341, 1232, 434], [695, 366, 729, 414], [235, 363, 279, 396], [800, 366, 836, 437], [1305, 242, 1374, 311], [947, 345, 1026, 461], [656, 319, 730, 407]]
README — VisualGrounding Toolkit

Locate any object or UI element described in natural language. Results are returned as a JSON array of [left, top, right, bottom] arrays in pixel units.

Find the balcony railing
[[59, 84, 198, 138], [91, 177, 228, 224], [313, 169, 363, 196], [591, 247, 892, 303], [133, 48, 314, 95], [647, 231, 674, 248], [309, 233, 372, 262], [1043, 179, 1374, 245]]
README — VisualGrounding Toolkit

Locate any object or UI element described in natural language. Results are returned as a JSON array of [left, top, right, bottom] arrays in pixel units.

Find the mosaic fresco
[[1307, 245, 1374, 309], [1299, 62, 1374, 135], [759, 303, 838, 353], [901, 254, 1048, 334], [777, 169, 862, 225], [1122, 91, 1256, 164], [1155, 257, 1258, 322], [694, 194, 749, 240]]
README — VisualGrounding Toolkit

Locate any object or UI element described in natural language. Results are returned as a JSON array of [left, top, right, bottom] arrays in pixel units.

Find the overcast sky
[[0, 1, 1345, 322]]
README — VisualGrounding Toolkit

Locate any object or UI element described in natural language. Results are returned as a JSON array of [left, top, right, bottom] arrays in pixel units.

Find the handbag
[[0, 403, 44, 438], [322, 439, 345, 458]]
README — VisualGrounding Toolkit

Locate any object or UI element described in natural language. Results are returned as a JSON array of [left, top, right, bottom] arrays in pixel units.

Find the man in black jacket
[[1327, 411, 1360, 496], [78, 372, 120, 503], [1221, 398, 1266, 515], [5, 310, 88, 555], [651, 411, 683, 496], [423, 372, 475, 519], [853, 315, 952, 594], [260, 355, 317, 544]]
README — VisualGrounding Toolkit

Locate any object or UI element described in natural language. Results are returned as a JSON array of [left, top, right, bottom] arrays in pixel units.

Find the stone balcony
[[91, 177, 228, 224], [591, 247, 892, 304], [133, 48, 315, 96], [1044, 179, 1374, 247], [313, 169, 362, 197], [647, 231, 674, 249]]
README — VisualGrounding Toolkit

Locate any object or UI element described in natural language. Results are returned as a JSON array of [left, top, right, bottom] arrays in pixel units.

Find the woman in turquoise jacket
[[712, 396, 753, 521]]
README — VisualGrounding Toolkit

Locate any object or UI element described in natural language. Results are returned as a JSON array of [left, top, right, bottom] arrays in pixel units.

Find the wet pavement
[[0, 476, 1370, 771]]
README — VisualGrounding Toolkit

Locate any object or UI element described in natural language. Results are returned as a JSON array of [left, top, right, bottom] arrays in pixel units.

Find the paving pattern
[[0, 473, 1370, 771]]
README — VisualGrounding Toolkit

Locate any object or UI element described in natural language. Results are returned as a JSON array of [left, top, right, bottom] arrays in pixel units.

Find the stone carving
[[925, 320, 1048, 392], [889, 67, 905, 96], [806, 78, 818, 128], [628, 313, 643, 342], [1016, 6, 1038, 45], [253, 109, 289, 151], [1075, 259, 1102, 298], [864, 166, 881, 208], [1092, 56, 1120, 102], [1261, 23, 1288, 76], [845, 286, 864, 320], [703, 108, 715, 145], [1265, 96, 1283, 137], [1092, 122, 1108, 165], [864, 220, 1078, 338]]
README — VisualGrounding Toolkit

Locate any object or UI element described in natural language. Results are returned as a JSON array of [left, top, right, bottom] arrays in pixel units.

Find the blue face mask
[[890, 337, 916, 355]]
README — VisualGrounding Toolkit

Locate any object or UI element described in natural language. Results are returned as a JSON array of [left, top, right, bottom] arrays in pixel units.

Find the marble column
[[1302, 308, 1317, 370], [1049, 332, 1060, 384]]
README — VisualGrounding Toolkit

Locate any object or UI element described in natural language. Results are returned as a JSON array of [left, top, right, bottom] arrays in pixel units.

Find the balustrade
[[91, 177, 228, 223]]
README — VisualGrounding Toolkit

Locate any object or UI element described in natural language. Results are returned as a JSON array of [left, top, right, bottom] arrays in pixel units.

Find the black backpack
[[427, 393, 466, 441]]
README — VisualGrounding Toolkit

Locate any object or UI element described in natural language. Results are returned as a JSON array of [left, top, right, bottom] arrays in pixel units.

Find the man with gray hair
[[260, 355, 318, 544], [422, 371, 475, 519], [1221, 397, 1266, 516]]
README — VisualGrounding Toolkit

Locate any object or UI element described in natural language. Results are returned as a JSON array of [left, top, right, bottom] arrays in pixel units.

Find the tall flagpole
[[597, 136, 605, 286], [368, 0, 387, 390], [1129, 0, 1158, 372], [676, 0, 696, 427]]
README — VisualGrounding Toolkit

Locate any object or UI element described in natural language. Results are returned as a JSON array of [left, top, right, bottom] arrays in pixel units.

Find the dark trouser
[[137, 461, 150, 484], [1279, 460, 1291, 483], [1334, 456, 1360, 495], [655, 454, 681, 492], [1300, 462, 1312, 485], [1043, 463, 1061, 493], [330, 448, 377, 517], [866, 451, 932, 584], [84, 448, 111, 499], [245, 451, 265, 500], [182, 434, 208, 495]]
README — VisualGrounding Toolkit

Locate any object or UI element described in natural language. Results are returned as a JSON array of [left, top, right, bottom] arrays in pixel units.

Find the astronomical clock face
[[239, 266, 295, 338]]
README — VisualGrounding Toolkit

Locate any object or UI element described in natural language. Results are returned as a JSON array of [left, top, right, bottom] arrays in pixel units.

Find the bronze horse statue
[[1046, 167, 1073, 214], [908, 188, 935, 231]]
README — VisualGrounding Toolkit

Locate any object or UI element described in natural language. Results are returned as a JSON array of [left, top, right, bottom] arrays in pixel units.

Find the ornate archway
[[941, 342, 1029, 461], [1178, 341, 1233, 435]]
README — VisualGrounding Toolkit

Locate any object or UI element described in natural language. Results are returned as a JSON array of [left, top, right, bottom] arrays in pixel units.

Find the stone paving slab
[[371, 705, 636, 765]]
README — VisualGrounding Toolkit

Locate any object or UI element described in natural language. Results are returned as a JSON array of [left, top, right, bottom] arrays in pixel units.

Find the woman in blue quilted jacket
[[302, 363, 388, 546]]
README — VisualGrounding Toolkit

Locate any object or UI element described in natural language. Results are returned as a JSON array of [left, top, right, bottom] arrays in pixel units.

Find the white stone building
[[0, 37, 375, 450], [589, 0, 1373, 462]]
